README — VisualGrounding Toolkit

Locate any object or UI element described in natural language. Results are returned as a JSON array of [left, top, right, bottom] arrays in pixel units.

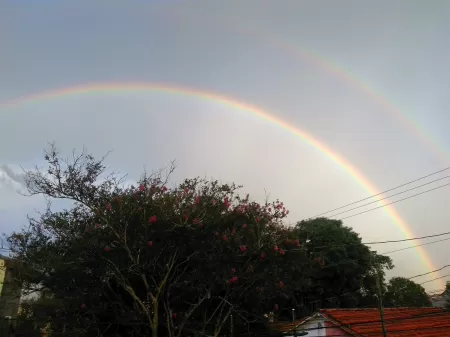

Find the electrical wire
[[420, 273, 450, 285], [327, 174, 450, 218], [427, 288, 446, 295], [339, 182, 450, 220], [381, 237, 450, 254], [272, 230, 450, 256], [409, 265, 450, 279], [303, 264, 450, 306], [362, 231, 450, 245], [285, 230, 450, 251], [310, 166, 450, 218]]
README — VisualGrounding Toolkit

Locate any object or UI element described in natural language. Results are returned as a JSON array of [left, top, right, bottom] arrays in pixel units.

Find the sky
[[1, 0, 450, 292]]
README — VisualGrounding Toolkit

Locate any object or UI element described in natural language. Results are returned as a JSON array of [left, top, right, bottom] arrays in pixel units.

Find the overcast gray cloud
[[0, 165, 26, 188], [1, 0, 450, 291]]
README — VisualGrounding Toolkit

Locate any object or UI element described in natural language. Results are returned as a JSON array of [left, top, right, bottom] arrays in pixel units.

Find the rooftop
[[321, 307, 450, 337]]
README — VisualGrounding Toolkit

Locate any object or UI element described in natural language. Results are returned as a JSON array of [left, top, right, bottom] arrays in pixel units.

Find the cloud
[[0, 165, 27, 193]]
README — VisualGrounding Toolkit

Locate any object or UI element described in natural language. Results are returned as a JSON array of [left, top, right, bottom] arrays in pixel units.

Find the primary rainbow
[[0, 82, 443, 288]]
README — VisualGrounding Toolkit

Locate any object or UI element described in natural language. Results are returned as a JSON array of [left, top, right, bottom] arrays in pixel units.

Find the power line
[[280, 230, 450, 253], [381, 237, 450, 254], [311, 166, 450, 218], [420, 273, 450, 285], [362, 231, 450, 245], [409, 265, 450, 280], [282, 231, 450, 254], [304, 264, 450, 306], [339, 182, 450, 221], [328, 174, 450, 218]]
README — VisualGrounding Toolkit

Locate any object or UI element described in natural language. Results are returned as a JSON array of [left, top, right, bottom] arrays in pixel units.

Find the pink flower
[[104, 246, 111, 253], [161, 186, 167, 192], [242, 224, 247, 229], [183, 214, 189, 222], [231, 268, 236, 274], [95, 224, 100, 229], [193, 218, 200, 224], [147, 241, 153, 248], [148, 215, 157, 224], [260, 252, 265, 260], [139, 184, 145, 192], [194, 196, 201, 205], [172, 313, 177, 319], [228, 276, 238, 284], [239, 245, 247, 253], [278, 281, 284, 288], [222, 234, 228, 241], [212, 199, 217, 205], [81, 303, 86, 309], [294, 239, 300, 247], [279, 248, 285, 255], [255, 217, 260, 223], [274, 304, 278, 311], [231, 228, 236, 235], [273, 245, 279, 252], [105, 203, 111, 211], [224, 197, 231, 209]]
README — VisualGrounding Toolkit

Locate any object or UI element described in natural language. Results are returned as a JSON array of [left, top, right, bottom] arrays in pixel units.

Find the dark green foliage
[[9, 145, 396, 337], [293, 218, 393, 310], [384, 277, 432, 308]]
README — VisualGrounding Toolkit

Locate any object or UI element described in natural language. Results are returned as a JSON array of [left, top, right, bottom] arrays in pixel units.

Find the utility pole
[[230, 314, 233, 337], [292, 309, 297, 337], [376, 274, 388, 337]]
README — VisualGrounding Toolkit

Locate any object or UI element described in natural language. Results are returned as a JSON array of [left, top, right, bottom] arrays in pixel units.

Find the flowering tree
[[9, 145, 309, 337]]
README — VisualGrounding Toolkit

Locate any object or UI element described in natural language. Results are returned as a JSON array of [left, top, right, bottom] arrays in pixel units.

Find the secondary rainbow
[[170, 7, 448, 163], [0, 82, 443, 288], [242, 30, 449, 163]]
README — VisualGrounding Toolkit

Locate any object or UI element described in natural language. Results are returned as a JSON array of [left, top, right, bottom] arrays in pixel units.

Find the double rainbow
[[0, 81, 443, 289]]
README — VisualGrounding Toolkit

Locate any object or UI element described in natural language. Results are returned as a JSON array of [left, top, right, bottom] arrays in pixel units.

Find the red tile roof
[[321, 308, 450, 337]]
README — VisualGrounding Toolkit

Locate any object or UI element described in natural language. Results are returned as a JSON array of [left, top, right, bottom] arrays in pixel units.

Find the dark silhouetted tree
[[384, 277, 432, 308], [9, 144, 308, 337]]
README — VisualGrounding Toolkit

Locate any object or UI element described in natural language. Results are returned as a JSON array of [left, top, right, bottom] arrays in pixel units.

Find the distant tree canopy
[[384, 277, 432, 308], [444, 281, 450, 310], [9, 144, 394, 337], [293, 218, 393, 310]]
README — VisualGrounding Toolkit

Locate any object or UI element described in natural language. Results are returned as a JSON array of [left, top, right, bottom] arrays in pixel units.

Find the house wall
[[0, 259, 22, 318], [0, 260, 5, 295], [289, 316, 351, 337], [431, 294, 449, 308]]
